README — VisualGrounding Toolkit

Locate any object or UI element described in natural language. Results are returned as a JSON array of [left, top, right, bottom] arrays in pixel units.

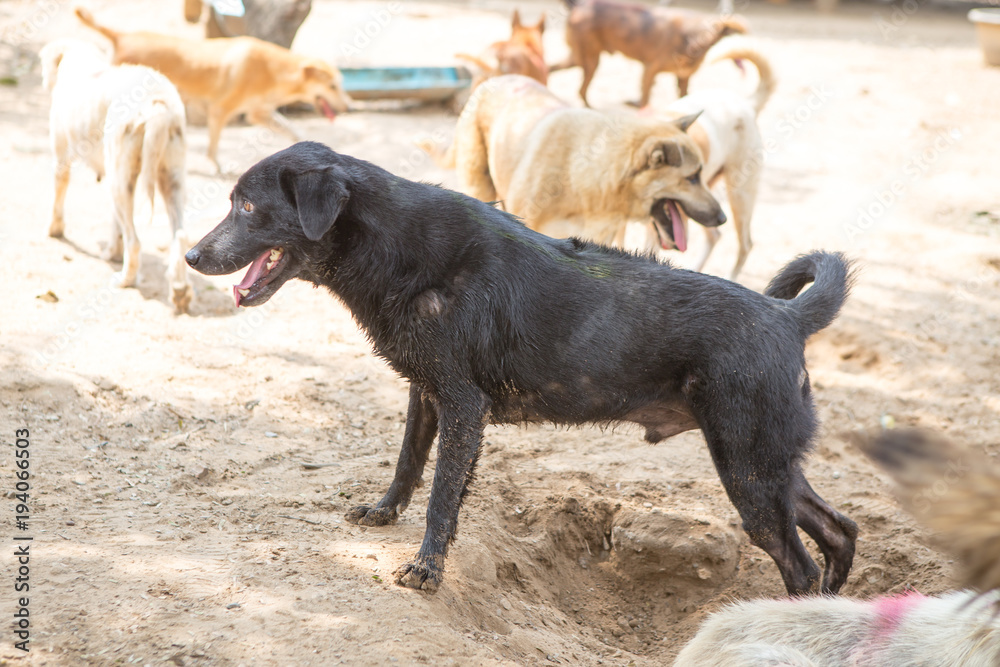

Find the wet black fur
[[186, 141, 858, 594]]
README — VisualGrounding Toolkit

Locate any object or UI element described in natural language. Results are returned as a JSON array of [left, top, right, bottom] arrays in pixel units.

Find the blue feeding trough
[[340, 66, 473, 102]]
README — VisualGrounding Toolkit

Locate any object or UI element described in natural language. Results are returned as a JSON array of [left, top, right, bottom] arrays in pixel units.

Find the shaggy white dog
[[40, 39, 192, 313]]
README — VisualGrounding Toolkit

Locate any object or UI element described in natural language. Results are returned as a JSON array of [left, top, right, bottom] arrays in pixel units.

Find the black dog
[[185, 141, 858, 594]]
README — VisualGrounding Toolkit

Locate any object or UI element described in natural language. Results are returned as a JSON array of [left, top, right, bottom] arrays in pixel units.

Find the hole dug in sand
[[449, 491, 743, 657]]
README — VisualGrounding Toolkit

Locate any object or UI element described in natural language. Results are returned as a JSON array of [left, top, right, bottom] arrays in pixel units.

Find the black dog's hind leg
[[699, 421, 822, 596], [395, 388, 491, 592], [792, 470, 858, 594], [717, 463, 821, 596], [346, 384, 438, 526]]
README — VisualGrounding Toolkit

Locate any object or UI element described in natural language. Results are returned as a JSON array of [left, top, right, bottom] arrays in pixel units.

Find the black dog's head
[[185, 142, 349, 307]]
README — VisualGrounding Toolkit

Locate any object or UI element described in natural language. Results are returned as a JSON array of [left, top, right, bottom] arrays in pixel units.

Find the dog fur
[[457, 10, 548, 86], [552, 0, 748, 107], [424, 74, 726, 253], [75, 7, 351, 170], [632, 37, 774, 280], [40, 39, 192, 313], [674, 430, 1000, 667], [184, 141, 858, 595], [674, 590, 1000, 667]]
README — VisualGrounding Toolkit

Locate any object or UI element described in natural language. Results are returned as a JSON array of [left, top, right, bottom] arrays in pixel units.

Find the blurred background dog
[[40, 39, 192, 313]]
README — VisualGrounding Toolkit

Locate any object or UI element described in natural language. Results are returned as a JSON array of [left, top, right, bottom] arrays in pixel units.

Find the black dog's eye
[[243, 200, 254, 213], [687, 169, 701, 185]]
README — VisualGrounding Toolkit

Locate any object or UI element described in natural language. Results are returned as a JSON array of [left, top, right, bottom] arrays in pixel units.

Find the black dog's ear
[[281, 166, 350, 241]]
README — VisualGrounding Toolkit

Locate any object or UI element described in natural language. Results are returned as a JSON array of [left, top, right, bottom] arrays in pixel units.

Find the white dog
[[675, 430, 1000, 667], [647, 37, 775, 281], [40, 39, 192, 313]]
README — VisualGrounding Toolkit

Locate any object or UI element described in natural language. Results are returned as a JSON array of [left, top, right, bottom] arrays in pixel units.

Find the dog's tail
[[716, 15, 750, 38], [708, 36, 776, 115], [455, 53, 499, 78], [764, 251, 853, 339], [415, 138, 456, 170], [861, 429, 1000, 594], [135, 101, 177, 226], [74, 7, 119, 46]]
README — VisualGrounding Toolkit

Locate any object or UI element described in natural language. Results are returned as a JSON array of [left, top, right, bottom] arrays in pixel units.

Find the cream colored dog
[[76, 7, 351, 171], [648, 37, 775, 280], [423, 74, 725, 251], [675, 590, 1000, 667], [40, 39, 192, 313]]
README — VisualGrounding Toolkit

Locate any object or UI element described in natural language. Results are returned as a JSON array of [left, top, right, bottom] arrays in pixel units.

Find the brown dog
[[553, 0, 748, 107], [75, 7, 351, 171], [457, 10, 548, 85]]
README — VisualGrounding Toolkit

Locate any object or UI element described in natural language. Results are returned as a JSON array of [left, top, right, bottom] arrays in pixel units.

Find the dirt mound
[[610, 510, 740, 586]]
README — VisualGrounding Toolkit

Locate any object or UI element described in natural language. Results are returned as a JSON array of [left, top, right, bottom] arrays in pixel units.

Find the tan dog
[[457, 10, 548, 86], [40, 39, 192, 313], [635, 37, 775, 280], [675, 429, 1000, 667], [75, 7, 351, 171], [423, 75, 725, 251], [553, 0, 748, 107]]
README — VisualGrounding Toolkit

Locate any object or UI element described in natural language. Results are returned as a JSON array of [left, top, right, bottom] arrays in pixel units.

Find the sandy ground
[[2, 0, 1000, 664]]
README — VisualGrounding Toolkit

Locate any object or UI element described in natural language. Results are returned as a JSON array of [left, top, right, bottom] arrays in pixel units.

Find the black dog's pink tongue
[[233, 249, 272, 307]]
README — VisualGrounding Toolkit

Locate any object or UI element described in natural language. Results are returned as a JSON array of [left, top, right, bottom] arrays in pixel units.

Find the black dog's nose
[[715, 210, 728, 227], [185, 247, 200, 267]]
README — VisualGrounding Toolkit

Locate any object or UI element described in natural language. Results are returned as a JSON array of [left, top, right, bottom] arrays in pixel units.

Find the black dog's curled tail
[[765, 251, 855, 338]]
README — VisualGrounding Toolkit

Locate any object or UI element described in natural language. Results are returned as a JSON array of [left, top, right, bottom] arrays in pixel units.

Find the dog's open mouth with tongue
[[233, 247, 289, 307], [650, 198, 689, 252], [316, 96, 338, 121]]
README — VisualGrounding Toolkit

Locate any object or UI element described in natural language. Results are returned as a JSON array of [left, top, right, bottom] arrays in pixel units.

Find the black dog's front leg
[[395, 389, 490, 592], [345, 384, 438, 526]]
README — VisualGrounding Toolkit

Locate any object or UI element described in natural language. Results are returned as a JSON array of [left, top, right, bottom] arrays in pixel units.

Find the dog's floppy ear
[[648, 141, 684, 169], [671, 111, 702, 133], [281, 166, 350, 241], [302, 63, 332, 83]]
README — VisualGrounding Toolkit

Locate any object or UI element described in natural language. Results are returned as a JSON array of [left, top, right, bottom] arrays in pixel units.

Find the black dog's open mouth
[[233, 247, 291, 307], [650, 199, 687, 252]]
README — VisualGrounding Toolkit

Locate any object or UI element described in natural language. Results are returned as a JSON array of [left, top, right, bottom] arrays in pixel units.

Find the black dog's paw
[[344, 505, 398, 526], [394, 557, 443, 592]]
